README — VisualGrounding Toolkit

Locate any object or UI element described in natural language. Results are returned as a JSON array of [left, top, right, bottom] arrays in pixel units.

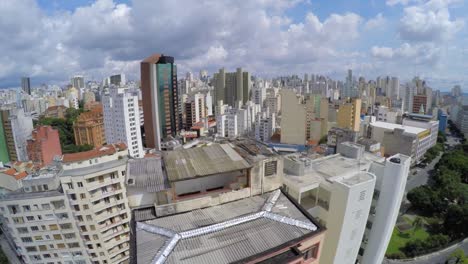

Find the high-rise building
[[213, 67, 251, 107], [26, 126, 62, 166], [255, 112, 276, 142], [141, 54, 181, 150], [0, 108, 33, 162], [337, 98, 361, 132], [280, 89, 306, 145], [451, 85, 462, 97], [412, 95, 427, 114], [71, 75, 85, 89], [183, 93, 206, 130], [21, 77, 31, 95], [73, 111, 106, 148], [109, 74, 126, 86], [103, 87, 144, 158], [0, 144, 133, 264]]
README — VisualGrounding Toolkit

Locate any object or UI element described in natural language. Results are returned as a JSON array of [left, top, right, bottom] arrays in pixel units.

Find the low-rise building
[[131, 189, 325, 264], [44, 105, 68, 119], [27, 126, 62, 167]]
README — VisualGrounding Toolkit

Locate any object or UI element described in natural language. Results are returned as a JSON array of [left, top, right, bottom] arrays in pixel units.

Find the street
[[383, 239, 468, 264]]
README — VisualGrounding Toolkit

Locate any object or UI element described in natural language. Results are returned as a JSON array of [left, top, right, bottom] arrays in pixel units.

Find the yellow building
[[337, 98, 361, 132]]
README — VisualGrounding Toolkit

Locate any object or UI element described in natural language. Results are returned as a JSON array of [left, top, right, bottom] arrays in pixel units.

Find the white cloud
[[386, 0, 423, 6], [399, 0, 464, 42], [371, 43, 441, 65], [365, 13, 386, 30]]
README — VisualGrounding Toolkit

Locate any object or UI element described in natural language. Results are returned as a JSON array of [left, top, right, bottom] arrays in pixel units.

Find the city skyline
[[0, 0, 467, 91]]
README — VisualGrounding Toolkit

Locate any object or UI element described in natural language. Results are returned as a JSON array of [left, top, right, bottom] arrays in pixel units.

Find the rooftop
[[61, 143, 127, 163], [62, 157, 128, 177], [134, 190, 323, 264], [370, 121, 427, 135], [163, 144, 251, 181], [126, 157, 170, 193], [283, 153, 381, 188]]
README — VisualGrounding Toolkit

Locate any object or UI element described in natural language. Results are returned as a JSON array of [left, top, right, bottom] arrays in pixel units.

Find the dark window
[[303, 243, 320, 260]]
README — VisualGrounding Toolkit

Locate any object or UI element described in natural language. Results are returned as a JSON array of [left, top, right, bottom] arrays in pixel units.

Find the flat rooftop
[[371, 121, 427, 135], [283, 153, 381, 188], [134, 190, 322, 264], [163, 144, 251, 181]]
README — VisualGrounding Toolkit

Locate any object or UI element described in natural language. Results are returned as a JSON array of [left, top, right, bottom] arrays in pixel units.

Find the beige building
[[280, 89, 307, 145], [0, 144, 131, 264], [73, 111, 106, 148], [337, 98, 361, 132], [60, 144, 131, 263]]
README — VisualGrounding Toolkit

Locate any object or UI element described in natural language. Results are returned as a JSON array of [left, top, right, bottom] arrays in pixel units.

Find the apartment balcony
[[95, 207, 127, 223], [92, 198, 128, 213], [90, 188, 123, 203], [106, 236, 130, 253], [86, 178, 122, 192], [102, 226, 130, 241], [99, 218, 129, 233], [105, 234, 130, 246], [112, 254, 129, 264], [108, 242, 129, 259]]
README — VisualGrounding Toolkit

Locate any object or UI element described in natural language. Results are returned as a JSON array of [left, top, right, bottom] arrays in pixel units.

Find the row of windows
[[25, 242, 80, 252]]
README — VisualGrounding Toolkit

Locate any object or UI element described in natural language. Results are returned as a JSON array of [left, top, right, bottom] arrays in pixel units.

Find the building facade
[[141, 54, 181, 150], [26, 126, 62, 167], [103, 87, 144, 158], [73, 112, 106, 148]]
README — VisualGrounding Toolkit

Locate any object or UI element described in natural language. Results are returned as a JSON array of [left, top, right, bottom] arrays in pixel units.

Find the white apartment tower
[[255, 112, 276, 142], [103, 87, 144, 158], [359, 154, 411, 264]]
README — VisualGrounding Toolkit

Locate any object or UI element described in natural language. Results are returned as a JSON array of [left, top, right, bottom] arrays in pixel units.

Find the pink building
[[27, 126, 62, 166]]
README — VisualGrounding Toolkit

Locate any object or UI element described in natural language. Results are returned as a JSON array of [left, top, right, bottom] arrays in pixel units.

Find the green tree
[[444, 204, 468, 239], [412, 216, 424, 232]]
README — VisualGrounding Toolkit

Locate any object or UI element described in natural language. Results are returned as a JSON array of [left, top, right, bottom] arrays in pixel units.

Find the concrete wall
[[173, 171, 245, 196], [155, 188, 251, 217]]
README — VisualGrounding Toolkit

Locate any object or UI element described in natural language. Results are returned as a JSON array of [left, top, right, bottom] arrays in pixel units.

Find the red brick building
[[27, 126, 62, 166]]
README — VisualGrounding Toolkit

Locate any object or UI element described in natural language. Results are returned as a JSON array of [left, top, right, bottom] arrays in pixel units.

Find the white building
[[402, 116, 439, 149], [0, 167, 91, 264], [255, 112, 276, 142], [369, 121, 432, 162], [282, 148, 376, 264], [359, 153, 411, 264], [216, 106, 249, 138], [102, 87, 144, 158], [282, 142, 411, 264], [9, 108, 34, 161]]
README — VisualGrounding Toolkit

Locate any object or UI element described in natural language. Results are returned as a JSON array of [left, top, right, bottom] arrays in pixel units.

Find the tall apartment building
[[0, 144, 132, 264], [71, 75, 85, 90], [0, 108, 34, 162], [280, 89, 307, 145], [21, 77, 31, 95], [103, 87, 144, 158], [73, 111, 106, 148], [183, 93, 206, 129], [0, 166, 91, 264], [337, 98, 361, 132], [59, 144, 131, 263], [26, 126, 62, 166], [141, 54, 181, 150], [359, 153, 411, 264], [213, 67, 251, 106], [283, 142, 411, 264], [283, 149, 376, 264], [255, 112, 276, 142], [412, 95, 427, 114], [456, 105, 468, 138], [109, 74, 126, 86], [216, 107, 248, 138]]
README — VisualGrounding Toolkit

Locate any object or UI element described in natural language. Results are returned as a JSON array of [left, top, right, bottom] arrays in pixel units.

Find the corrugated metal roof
[[127, 157, 170, 193], [135, 191, 320, 264], [163, 144, 251, 181]]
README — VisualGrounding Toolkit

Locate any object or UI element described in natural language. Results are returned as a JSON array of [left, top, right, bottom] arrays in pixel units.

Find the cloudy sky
[[1, 0, 467, 91]]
